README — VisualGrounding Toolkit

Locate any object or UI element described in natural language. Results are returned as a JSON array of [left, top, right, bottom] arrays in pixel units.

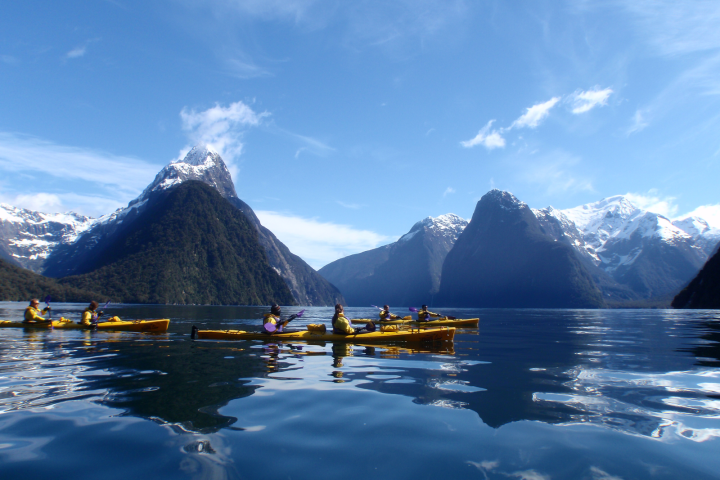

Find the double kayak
[[191, 326, 455, 343], [0, 318, 170, 332], [351, 317, 479, 328]]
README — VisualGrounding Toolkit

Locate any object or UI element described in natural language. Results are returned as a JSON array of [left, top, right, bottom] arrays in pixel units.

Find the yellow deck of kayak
[[0, 318, 170, 332], [351, 317, 479, 327], [194, 326, 455, 343]]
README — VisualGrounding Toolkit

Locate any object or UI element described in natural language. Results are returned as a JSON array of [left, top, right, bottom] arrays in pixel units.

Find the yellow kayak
[[0, 318, 170, 332], [352, 317, 479, 327], [191, 326, 455, 343]]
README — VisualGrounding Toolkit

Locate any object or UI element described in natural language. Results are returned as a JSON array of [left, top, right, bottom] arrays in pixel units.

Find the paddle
[[409, 306, 456, 320], [96, 301, 111, 321], [264, 310, 305, 334], [44, 295, 52, 320]]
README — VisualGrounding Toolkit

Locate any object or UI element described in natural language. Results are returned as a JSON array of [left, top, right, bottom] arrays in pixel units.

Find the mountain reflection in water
[[1, 303, 720, 479]]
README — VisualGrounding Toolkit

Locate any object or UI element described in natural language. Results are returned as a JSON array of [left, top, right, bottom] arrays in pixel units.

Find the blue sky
[[2, 1, 720, 268]]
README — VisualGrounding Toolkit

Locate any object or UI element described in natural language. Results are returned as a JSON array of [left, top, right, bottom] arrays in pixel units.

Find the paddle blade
[[44, 295, 51, 305], [264, 322, 278, 333], [296, 309, 306, 318], [102, 301, 111, 309], [371, 305, 380, 309], [409, 307, 418, 312]]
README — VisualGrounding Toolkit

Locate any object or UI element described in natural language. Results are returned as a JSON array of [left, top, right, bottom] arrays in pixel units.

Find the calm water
[[1, 303, 719, 480]]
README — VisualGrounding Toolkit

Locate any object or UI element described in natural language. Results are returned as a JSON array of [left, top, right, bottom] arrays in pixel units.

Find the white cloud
[[627, 109, 649, 135], [569, 87, 613, 114], [460, 120, 506, 150], [443, 187, 455, 197], [179, 101, 267, 179], [678, 203, 720, 229], [66, 46, 87, 59], [255, 210, 394, 269], [0, 132, 160, 194], [510, 97, 561, 129], [625, 190, 679, 217], [10, 193, 63, 213], [519, 150, 594, 195], [336, 201, 362, 209]]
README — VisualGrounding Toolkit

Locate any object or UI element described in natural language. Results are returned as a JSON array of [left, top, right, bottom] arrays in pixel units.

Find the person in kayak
[[79, 301, 121, 326], [332, 304, 375, 335], [263, 304, 284, 333], [417, 305, 442, 322], [379, 305, 401, 321], [23, 298, 51, 324]]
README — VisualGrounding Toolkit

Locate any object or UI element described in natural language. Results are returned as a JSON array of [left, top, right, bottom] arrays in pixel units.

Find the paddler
[[23, 298, 52, 324], [80, 301, 103, 326], [332, 304, 375, 335], [79, 301, 120, 326], [417, 305, 442, 322], [379, 305, 401, 321], [263, 304, 283, 333]]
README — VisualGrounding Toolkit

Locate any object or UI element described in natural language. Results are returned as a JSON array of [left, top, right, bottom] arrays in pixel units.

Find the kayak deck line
[[191, 326, 456, 343], [0, 319, 171, 332]]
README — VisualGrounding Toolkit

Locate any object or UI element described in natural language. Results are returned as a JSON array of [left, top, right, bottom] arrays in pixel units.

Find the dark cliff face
[[437, 190, 605, 308], [672, 248, 720, 309], [318, 215, 467, 307], [60, 182, 295, 306]]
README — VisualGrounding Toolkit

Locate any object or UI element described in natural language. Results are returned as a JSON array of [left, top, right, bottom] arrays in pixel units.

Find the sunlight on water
[[1, 303, 720, 479]]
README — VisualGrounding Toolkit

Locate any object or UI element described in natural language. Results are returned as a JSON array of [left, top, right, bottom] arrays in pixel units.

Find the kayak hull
[[194, 326, 455, 343], [0, 319, 170, 332], [352, 318, 479, 327]]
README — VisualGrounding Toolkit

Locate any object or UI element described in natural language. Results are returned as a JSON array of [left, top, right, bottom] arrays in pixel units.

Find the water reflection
[[2, 304, 720, 446]]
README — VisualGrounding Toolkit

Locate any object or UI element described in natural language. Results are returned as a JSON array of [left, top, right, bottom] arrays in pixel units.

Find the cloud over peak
[[460, 120, 506, 150]]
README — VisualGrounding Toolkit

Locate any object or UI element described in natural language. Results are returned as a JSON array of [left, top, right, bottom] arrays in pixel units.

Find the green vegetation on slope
[[672, 248, 720, 309], [61, 181, 295, 305], [0, 257, 104, 302]]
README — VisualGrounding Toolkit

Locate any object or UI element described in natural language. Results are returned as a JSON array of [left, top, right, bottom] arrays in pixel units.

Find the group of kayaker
[[22, 299, 120, 326], [260, 303, 444, 335]]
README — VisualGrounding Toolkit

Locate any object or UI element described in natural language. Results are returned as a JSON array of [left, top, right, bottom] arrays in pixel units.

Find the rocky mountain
[[437, 190, 605, 308], [672, 247, 720, 309], [42, 145, 343, 306], [60, 181, 294, 305], [534, 196, 717, 301], [0, 204, 94, 272], [0, 257, 102, 303], [318, 214, 467, 307]]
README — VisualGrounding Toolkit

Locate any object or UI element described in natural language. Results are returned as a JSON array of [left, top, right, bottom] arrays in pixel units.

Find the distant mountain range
[[1, 146, 343, 306], [319, 190, 719, 308], [319, 214, 467, 307]]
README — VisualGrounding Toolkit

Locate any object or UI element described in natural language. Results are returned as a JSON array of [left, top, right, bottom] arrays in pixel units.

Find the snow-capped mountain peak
[[400, 213, 467, 242], [0, 203, 95, 271]]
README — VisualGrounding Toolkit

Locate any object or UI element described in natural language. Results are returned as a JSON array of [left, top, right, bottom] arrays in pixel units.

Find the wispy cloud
[[1, 54, 17, 64], [2, 192, 126, 217], [460, 120, 506, 150], [510, 97, 561, 129], [625, 190, 678, 217], [569, 87, 613, 114], [443, 187, 455, 197], [66, 46, 87, 59], [627, 109, 649, 135], [0, 132, 160, 194], [518, 150, 594, 195], [179, 101, 267, 179], [282, 130, 335, 158], [337, 201, 363, 209], [255, 210, 394, 268], [676, 203, 720, 228]]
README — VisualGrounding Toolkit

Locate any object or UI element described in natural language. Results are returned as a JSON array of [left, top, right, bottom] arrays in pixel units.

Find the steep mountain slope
[[319, 214, 467, 306], [534, 196, 712, 300], [672, 248, 720, 309], [60, 181, 294, 305], [438, 190, 605, 308], [43, 146, 343, 306], [0, 204, 94, 273], [0, 257, 102, 303]]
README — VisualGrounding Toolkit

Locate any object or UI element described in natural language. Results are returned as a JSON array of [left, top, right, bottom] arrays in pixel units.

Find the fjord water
[[1, 304, 719, 480]]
